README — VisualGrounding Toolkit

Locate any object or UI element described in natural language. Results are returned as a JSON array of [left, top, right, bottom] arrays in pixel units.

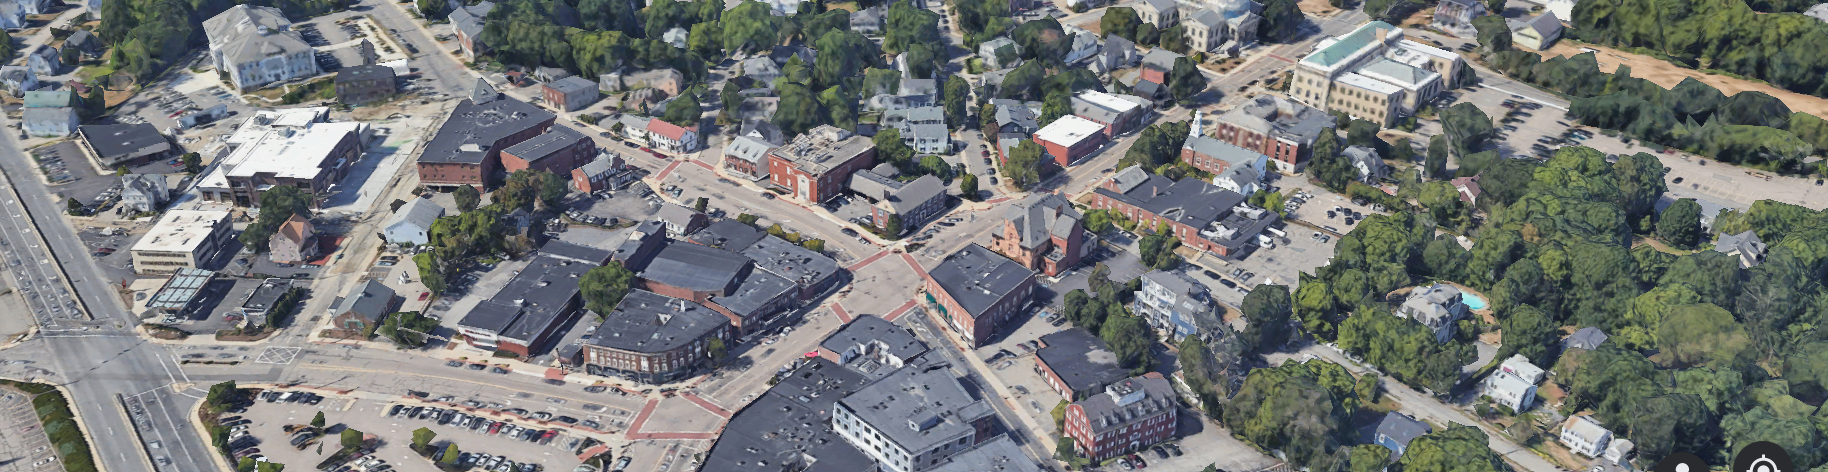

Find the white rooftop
[[132, 210, 230, 253], [1035, 115, 1107, 146], [1076, 90, 1142, 113], [201, 122, 363, 190], [1396, 40, 1458, 61], [1337, 72, 1404, 95], [226, 107, 329, 146]]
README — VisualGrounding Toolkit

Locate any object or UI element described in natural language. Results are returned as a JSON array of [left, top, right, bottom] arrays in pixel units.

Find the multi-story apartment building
[[1134, 270, 1222, 339], [197, 121, 363, 207], [1180, 135, 1270, 179], [1064, 375, 1179, 462], [1089, 166, 1279, 257], [1071, 90, 1153, 137], [848, 166, 948, 234], [204, 5, 320, 90], [501, 124, 596, 176], [417, 80, 557, 189], [833, 366, 996, 472]]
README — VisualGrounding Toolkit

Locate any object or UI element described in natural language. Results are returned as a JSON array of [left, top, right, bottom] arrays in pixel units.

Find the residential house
[[847, 166, 948, 233], [0, 66, 36, 96], [1564, 327, 1608, 351], [1064, 375, 1179, 462], [740, 57, 782, 86], [737, 96, 780, 122], [599, 69, 684, 96], [0, 3, 21, 29], [661, 27, 688, 49], [722, 135, 774, 181], [1497, 354, 1545, 384], [1034, 328, 1131, 400], [570, 152, 628, 193], [1374, 412, 1433, 458], [1088, 166, 1280, 257], [14, 0, 49, 15], [1715, 230, 1767, 268], [22, 107, 78, 137], [923, 244, 1037, 347], [851, 6, 884, 34], [989, 99, 1042, 137], [1289, 22, 1465, 127], [1431, 0, 1486, 37], [979, 67, 1016, 98], [978, 37, 1022, 70], [1214, 165, 1263, 195], [534, 66, 571, 83], [866, 78, 938, 111], [1396, 284, 1470, 343], [1548, 0, 1576, 21], [645, 118, 699, 153], [768, 125, 877, 203], [989, 193, 1091, 277], [329, 280, 398, 335], [382, 197, 446, 245], [119, 174, 171, 213], [24, 90, 76, 108], [768, 45, 817, 68], [543, 76, 601, 112], [1508, 12, 1563, 50], [1343, 145, 1386, 182], [656, 203, 709, 237], [1452, 175, 1482, 204], [1560, 416, 1614, 458], [1090, 35, 1138, 76], [738, 119, 785, 146], [1134, 270, 1222, 339], [1062, 25, 1102, 64], [1136, 0, 1179, 27], [28, 45, 60, 76], [64, 30, 101, 59], [1484, 370, 1537, 412], [335, 64, 396, 105], [268, 214, 319, 264], [449, 2, 495, 59], [880, 106, 950, 154]]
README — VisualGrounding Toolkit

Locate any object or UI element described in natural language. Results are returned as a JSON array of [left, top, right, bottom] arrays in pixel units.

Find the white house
[[204, 5, 320, 90], [0, 3, 23, 30], [1397, 283, 1469, 343], [1496, 354, 1545, 384], [1, 66, 38, 97], [1560, 415, 1613, 458], [383, 197, 446, 245], [1483, 370, 1536, 412], [22, 107, 79, 137], [27, 45, 60, 76], [1214, 165, 1262, 195], [1343, 145, 1387, 182]]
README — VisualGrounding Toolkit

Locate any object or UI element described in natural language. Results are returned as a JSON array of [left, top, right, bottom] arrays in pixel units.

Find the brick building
[[500, 124, 595, 175], [1034, 328, 1131, 400], [1180, 135, 1271, 178], [1212, 94, 1336, 172], [455, 242, 610, 356], [1089, 166, 1279, 257], [767, 125, 876, 203], [570, 152, 627, 193], [417, 80, 557, 189], [1071, 90, 1152, 137], [572, 289, 732, 384], [542, 76, 601, 112], [1064, 375, 1179, 462], [1032, 116, 1109, 167], [847, 165, 948, 234], [922, 244, 1037, 348], [989, 193, 1090, 277]]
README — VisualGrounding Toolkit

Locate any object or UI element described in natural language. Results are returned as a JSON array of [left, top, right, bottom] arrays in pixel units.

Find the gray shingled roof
[[927, 244, 1035, 318], [332, 279, 396, 322], [1004, 193, 1081, 250], [386, 197, 445, 233], [587, 290, 729, 353]]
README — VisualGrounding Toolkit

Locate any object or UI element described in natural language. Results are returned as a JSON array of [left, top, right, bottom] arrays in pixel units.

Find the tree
[[310, 412, 326, 429], [1002, 140, 1046, 189], [86, 87, 106, 118], [720, 81, 742, 121], [772, 83, 823, 137], [817, 85, 858, 132], [340, 428, 364, 450], [180, 152, 202, 174], [1657, 198, 1702, 248], [721, 1, 782, 54], [802, 239, 826, 253], [662, 91, 703, 127], [1100, 314, 1156, 372], [883, 0, 941, 54], [943, 75, 970, 129], [1136, 22, 1160, 45], [1158, 25, 1185, 53], [1440, 103, 1494, 157], [97, 0, 137, 45], [1614, 152, 1668, 225], [441, 443, 460, 464], [411, 427, 436, 450], [1257, 0, 1304, 42], [693, 197, 709, 213], [415, 253, 448, 295], [1222, 362, 1353, 468], [1100, 7, 1140, 41], [706, 337, 728, 365], [238, 185, 312, 253], [885, 214, 903, 236], [960, 173, 979, 200], [579, 264, 635, 314], [1472, 15, 1512, 54], [1040, 90, 1071, 126], [1168, 57, 1207, 105], [920, 155, 950, 179], [1395, 425, 1508, 472], [1654, 303, 1750, 369], [1241, 284, 1293, 355], [1138, 225, 1182, 269], [1498, 304, 1556, 366], [688, 21, 723, 61], [204, 381, 238, 412], [1309, 127, 1352, 190], [873, 129, 916, 171], [454, 186, 481, 213]]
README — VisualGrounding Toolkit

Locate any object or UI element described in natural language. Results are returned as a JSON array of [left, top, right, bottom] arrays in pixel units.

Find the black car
[[761, 192, 776, 200], [1672, 177, 1684, 184], [841, 228, 859, 237], [1203, 270, 1221, 279], [1219, 278, 1237, 288]]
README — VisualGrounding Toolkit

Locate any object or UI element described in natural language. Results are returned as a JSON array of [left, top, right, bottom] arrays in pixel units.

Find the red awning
[[544, 368, 566, 381]]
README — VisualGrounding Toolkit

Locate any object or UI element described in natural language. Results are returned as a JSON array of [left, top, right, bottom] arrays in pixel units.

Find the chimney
[[1151, 185, 1159, 198]]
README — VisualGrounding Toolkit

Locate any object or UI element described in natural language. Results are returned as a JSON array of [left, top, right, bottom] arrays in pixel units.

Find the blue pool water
[[1461, 291, 1488, 310]]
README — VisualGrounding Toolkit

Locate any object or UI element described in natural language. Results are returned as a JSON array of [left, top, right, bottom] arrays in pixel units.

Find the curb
[[114, 394, 161, 472], [0, 166, 95, 322], [0, 377, 111, 472], [180, 393, 238, 472]]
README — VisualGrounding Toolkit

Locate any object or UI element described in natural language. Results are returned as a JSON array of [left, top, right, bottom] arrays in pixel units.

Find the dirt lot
[[1539, 41, 1828, 118]]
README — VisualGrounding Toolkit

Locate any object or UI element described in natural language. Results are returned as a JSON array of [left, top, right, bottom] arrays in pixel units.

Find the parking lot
[[221, 389, 589, 472], [566, 181, 661, 227], [0, 386, 56, 472]]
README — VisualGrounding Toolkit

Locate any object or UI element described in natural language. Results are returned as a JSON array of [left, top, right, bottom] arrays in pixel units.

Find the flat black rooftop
[[688, 219, 767, 251], [240, 279, 292, 311], [336, 64, 395, 83], [419, 94, 554, 165], [643, 241, 751, 293], [927, 244, 1035, 318], [79, 124, 165, 158], [743, 235, 840, 288], [457, 250, 596, 341], [702, 358, 875, 472], [502, 124, 587, 163], [587, 290, 729, 353], [819, 315, 927, 367], [1035, 328, 1129, 394]]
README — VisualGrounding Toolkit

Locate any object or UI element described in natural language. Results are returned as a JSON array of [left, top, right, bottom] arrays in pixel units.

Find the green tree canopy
[[580, 264, 636, 314]]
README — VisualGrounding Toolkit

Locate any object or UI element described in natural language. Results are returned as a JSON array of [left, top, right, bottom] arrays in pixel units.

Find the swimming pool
[[1461, 291, 1488, 310]]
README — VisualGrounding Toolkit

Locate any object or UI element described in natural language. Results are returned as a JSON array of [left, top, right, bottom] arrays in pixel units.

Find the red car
[[418, 292, 430, 301], [1128, 454, 1148, 468], [487, 422, 503, 435]]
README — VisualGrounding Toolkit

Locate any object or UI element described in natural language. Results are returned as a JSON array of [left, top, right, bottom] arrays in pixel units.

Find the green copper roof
[[1302, 21, 1397, 67]]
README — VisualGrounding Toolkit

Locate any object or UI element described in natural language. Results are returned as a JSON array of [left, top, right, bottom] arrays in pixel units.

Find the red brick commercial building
[[1034, 328, 1131, 401], [568, 290, 732, 384], [454, 242, 611, 356], [417, 82, 556, 190], [1065, 374, 1178, 462], [501, 124, 596, 175], [570, 152, 626, 193], [1089, 166, 1280, 257], [990, 193, 1091, 277], [1032, 116, 1109, 168], [922, 244, 1037, 348], [1212, 94, 1337, 173], [767, 125, 876, 203], [1180, 135, 1271, 177]]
